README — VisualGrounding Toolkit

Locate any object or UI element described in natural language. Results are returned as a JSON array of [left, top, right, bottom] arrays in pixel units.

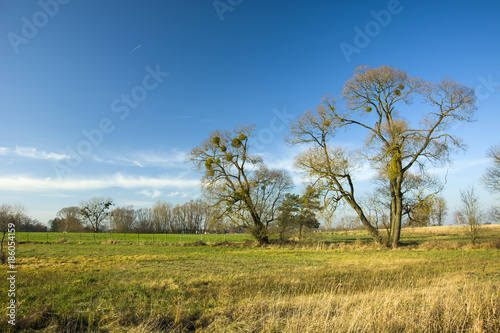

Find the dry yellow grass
[[3, 227, 499, 332], [406, 224, 500, 235], [199, 278, 499, 333]]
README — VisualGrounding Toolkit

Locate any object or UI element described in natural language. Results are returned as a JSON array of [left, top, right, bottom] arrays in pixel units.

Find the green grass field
[[1, 226, 500, 332], [15, 232, 253, 245], [17, 224, 500, 246]]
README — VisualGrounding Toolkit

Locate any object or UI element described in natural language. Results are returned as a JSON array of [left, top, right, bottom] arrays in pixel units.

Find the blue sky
[[1, 0, 499, 225]]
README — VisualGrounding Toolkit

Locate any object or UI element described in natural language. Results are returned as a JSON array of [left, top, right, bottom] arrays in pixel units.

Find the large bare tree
[[187, 125, 293, 243], [288, 65, 476, 247]]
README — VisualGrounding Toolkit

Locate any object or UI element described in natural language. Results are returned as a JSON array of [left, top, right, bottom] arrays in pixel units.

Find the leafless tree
[[0, 204, 26, 262], [407, 199, 433, 227], [456, 186, 483, 244], [151, 201, 172, 233], [431, 196, 448, 226], [288, 65, 476, 247], [56, 206, 85, 232], [188, 125, 293, 243], [135, 208, 153, 233], [110, 206, 136, 233], [79, 197, 114, 233], [483, 143, 500, 194]]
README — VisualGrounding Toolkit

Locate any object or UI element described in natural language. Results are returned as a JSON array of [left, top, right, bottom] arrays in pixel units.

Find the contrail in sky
[[129, 44, 142, 54]]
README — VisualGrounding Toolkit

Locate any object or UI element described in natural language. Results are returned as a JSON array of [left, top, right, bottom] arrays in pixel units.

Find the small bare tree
[[456, 186, 483, 244], [483, 143, 500, 194], [431, 196, 448, 226], [489, 206, 500, 224], [135, 208, 153, 233]]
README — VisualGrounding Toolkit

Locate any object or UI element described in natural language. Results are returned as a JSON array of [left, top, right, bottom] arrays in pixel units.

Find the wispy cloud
[[113, 149, 188, 168], [0, 173, 199, 192], [0, 146, 71, 161], [15, 146, 70, 160], [428, 158, 490, 176], [353, 163, 378, 182], [166, 191, 192, 199], [137, 189, 162, 198]]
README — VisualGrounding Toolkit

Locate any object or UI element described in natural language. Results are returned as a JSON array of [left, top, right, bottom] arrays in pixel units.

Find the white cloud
[[166, 191, 192, 199], [138, 189, 162, 198], [0, 173, 199, 192], [0, 146, 71, 161], [15, 146, 70, 160], [113, 149, 188, 168], [261, 149, 308, 186], [353, 163, 378, 182]]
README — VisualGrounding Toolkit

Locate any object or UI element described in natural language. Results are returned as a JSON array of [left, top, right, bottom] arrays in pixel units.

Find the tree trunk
[[389, 176, 403, 248], [347, 199, 383, 245], [245, 197, 269, 244], [251, 222, 269, 244], [1, 232, 5, 256], [391, 197, 402, 248]]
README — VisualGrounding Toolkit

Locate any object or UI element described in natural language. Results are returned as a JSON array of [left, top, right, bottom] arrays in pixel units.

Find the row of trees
[[0, 205, 47, 233], [49, 198, 221, 234], [188, 65, 499, 247], [48, 194, 323, 236]]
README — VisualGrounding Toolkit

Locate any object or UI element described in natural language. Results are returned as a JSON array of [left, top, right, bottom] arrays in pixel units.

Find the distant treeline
[[48, 198, 234, 234]]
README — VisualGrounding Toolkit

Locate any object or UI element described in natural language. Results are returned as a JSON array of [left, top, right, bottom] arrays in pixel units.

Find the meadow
[[1, 225, 499, 332]]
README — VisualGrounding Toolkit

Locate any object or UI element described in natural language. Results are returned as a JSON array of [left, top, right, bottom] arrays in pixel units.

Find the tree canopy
[[79, 197, 114, 233], [288, 65, 477, 247]]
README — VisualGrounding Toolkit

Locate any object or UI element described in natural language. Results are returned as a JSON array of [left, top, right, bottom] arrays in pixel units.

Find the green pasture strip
[[14, 232, 253, 244], [12, 225, 500, 246]]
